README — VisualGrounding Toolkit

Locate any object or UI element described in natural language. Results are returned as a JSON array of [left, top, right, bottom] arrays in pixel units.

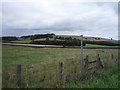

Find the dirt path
[[1, 43, 120, 49]]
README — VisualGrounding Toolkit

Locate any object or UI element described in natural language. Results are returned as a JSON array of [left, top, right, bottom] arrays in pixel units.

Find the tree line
[[21, 33, 55, 40], [1, 33, 119, 46]]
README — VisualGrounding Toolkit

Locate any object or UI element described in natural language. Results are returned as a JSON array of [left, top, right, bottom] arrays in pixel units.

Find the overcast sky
[[1, 1, 118, 39]]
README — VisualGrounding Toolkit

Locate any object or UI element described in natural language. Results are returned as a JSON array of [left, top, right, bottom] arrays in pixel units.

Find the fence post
[[42, 75, 46, 88], [111, 54, 113, 60], [96, 54, 103, 69], [84, 55, 89, 73], [80, 35, 84, 75], [16, 64, 22, 87], [59, 62, 64, 88]]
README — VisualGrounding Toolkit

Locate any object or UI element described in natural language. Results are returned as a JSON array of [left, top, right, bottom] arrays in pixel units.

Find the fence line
[[13, 53, 117, 88], [16, 64, 22, 87], [83, 54, 103, 75]]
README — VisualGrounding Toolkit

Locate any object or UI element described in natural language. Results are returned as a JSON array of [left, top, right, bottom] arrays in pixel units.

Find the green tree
[[46, 38, 49, 41]]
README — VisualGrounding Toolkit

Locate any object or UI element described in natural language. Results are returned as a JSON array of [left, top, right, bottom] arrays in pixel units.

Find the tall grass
[[66, 66, 118, 88], [2, 45, 118, 88]]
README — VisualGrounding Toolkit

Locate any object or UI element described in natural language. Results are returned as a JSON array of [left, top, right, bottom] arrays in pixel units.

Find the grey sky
[[1, 1, 118, 39]]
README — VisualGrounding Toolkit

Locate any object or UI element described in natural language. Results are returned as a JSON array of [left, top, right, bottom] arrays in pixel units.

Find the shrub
[[2, 36, 18, 41], [30, 40, 86, 46], [84, 41, 120, 46]]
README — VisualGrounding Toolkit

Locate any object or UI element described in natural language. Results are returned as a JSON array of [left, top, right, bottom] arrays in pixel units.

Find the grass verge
[[65, 66, 119, 88]]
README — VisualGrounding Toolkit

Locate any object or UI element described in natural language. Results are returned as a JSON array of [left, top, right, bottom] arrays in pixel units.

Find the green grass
[[85, 44, 108, 47], [3, 45, 118, 67], [56, 35, 79, 38], [34, 38, 47, 41], [9, 40, 119, 47], [34, 38, 64, 41], [66, 66, 118, 88], [2, 45, 118, 88], [85, 44, 120, 47], [10, 40, 32, 44]]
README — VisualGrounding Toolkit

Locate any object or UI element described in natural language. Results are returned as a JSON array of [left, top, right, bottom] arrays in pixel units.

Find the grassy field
[[10, 40, 32, 44], [85, 44, 109, 47], [2, 45, 118, 88], [8, 34, 115, 44], [34, 38, 64, 41], [56, 35, 112, 41], [56, 35, 79, 38], [9, 40, 119, 47]]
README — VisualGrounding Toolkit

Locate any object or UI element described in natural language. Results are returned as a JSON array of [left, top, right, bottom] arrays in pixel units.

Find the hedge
[[30, 40, 86, 46], [2, 36, 18, 41], [84, 41, 120, 46]]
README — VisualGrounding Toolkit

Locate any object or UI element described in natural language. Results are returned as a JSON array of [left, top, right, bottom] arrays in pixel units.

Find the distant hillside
[[2, 34, 119, 46], [56, 35, 115, 41], [1, 34, 117, 41]]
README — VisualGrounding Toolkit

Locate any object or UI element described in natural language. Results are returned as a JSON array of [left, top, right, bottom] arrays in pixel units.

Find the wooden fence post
[[16, 64, 22, 87], [59, 62, 64, 88], [84, 55, 89, 73], [96, 54, 103, 69], [111, 54, 113, 60], [42, 75, 46, 88]]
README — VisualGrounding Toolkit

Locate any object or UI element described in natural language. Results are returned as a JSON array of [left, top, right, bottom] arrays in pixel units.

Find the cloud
[[1, 1, 118, 39]]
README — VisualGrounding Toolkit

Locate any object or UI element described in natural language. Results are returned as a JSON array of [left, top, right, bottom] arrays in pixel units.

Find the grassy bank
[[66, 66, 119, 88], [10, 40, 32, 44], [2, 45, 118, 88]]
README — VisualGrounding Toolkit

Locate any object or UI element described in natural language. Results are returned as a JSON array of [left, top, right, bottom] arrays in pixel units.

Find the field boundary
[[8, 53, 118, 88], [1, 43, 120, 49]]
